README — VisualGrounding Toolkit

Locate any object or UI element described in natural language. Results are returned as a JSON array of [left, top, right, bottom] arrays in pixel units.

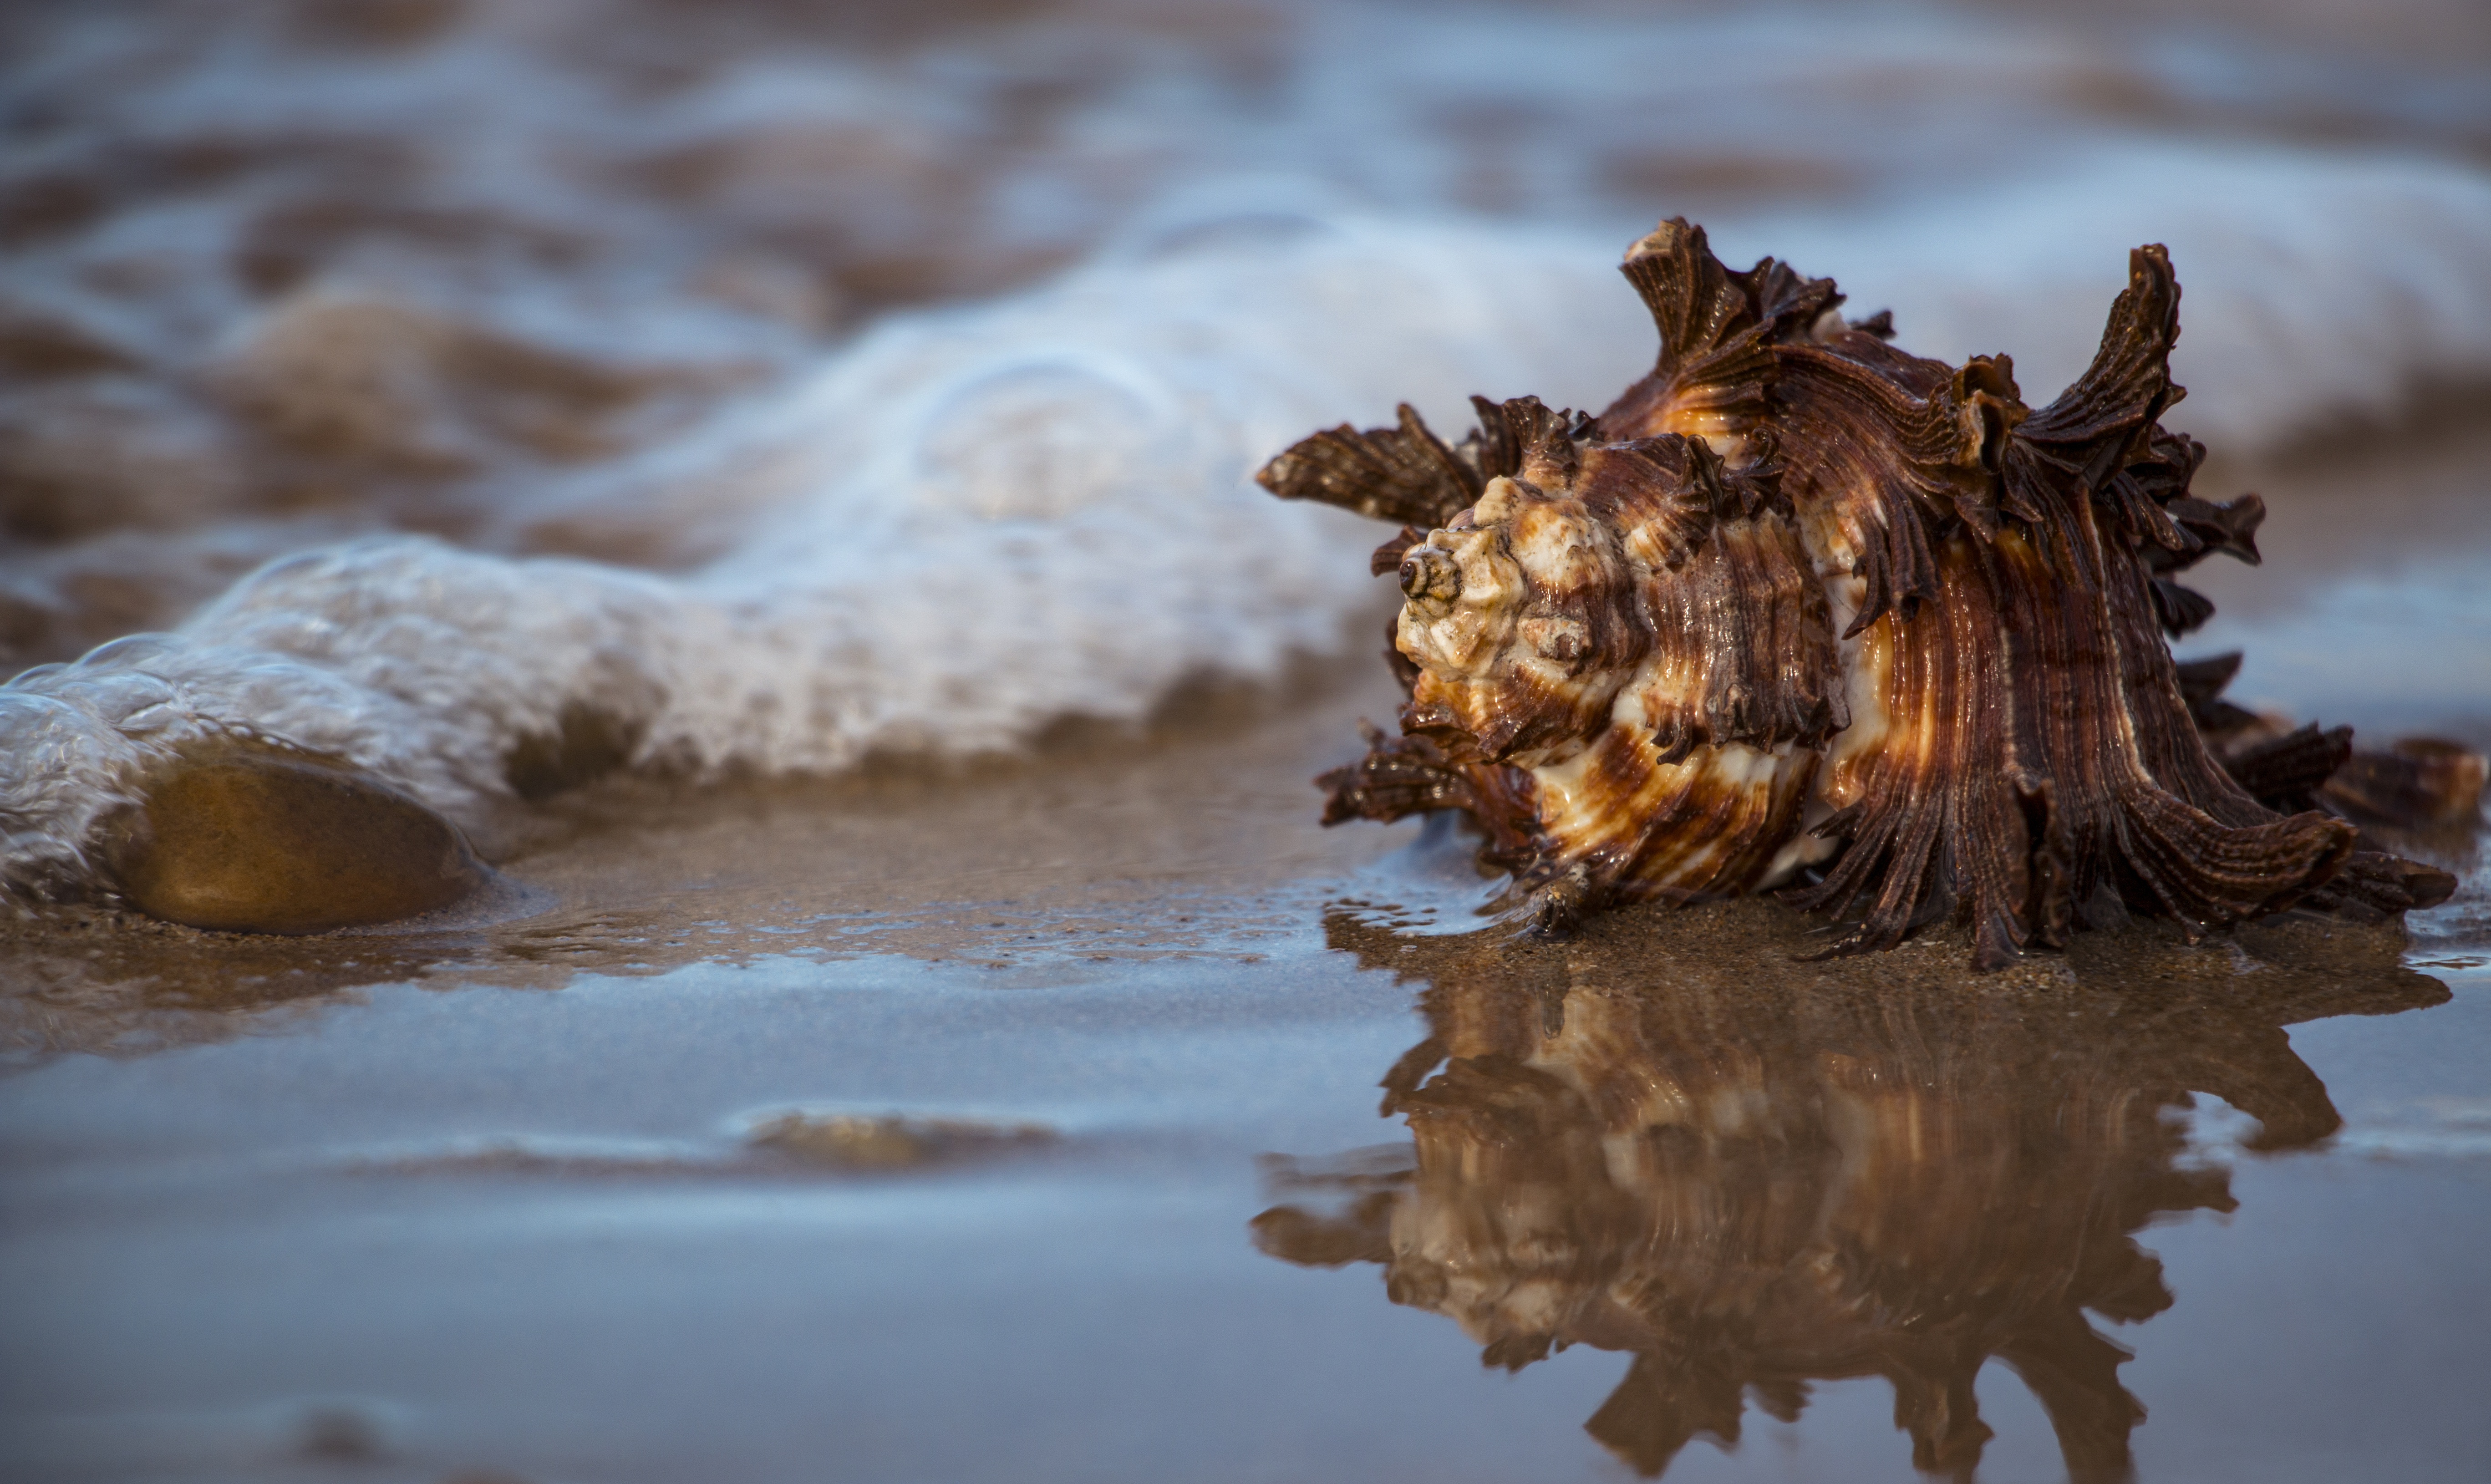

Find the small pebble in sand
[[747, 1113, 1056, 1171], [107, 748, 486, 934], [296, 1403, 386, 1461]]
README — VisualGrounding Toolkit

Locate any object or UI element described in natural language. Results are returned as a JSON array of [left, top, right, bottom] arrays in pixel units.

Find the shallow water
[[5, 859, 2488, 1481], [4, 1, 2490, 1479]]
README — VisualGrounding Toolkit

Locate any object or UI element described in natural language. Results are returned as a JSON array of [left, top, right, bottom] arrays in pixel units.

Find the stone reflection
[[0, 891, 586, 1064], [1255, 902, 2450, 1480], [0, 911, 471, 1064]]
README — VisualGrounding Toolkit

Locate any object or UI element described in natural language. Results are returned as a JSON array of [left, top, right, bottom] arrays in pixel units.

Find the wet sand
[[3, 423, 2488, 1483]]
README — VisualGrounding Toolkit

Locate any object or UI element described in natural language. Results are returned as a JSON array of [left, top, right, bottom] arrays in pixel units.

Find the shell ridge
[[1533, 735, 1813, 919], [2016, 473, 2356, 926], [1579, 440, 1843, 759], [1769, 348, 1975, 637], [1801, 537, 2005, 956]]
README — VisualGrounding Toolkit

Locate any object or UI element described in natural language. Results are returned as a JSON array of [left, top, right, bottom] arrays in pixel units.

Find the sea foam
[[6, 143, 2491, 903]]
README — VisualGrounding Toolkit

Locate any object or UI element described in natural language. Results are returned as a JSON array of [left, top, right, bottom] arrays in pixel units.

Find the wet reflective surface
[[1259, 907, 2463, 1480], [4, 868, 2486, 1483]]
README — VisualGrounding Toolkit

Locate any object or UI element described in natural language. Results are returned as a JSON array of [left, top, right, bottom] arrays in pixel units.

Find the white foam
[[1718, 143, 2491, 448], [0, 216, 1645, 897], [7, 144, 2491, 903]]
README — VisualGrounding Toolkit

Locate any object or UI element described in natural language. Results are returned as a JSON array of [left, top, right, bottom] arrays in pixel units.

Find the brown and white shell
[[1257, 220, 2454, 968]]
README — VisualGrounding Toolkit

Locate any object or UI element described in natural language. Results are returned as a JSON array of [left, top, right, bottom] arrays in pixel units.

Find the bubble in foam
[[913, 358, 1184, 522]]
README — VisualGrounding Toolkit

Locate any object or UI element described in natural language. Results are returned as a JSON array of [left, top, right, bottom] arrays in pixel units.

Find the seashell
[[1258, 221, 2457, 967]]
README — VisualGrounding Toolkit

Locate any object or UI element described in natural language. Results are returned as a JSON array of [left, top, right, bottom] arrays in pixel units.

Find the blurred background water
[[5, 0, 2488, 650]]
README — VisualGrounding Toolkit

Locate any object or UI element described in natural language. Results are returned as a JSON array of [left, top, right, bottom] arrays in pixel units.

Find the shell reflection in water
[[1258, 221, 2455, 967], [1252, 906, 2451, 1480]]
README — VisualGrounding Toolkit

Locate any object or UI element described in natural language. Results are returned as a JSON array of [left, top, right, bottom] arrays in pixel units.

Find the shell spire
[[1258, 222, 2455, 968]]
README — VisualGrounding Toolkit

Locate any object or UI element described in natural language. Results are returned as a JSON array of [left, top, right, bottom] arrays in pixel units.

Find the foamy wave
[[0, 217, 1644, 896], [6, 145, 2491, 903]]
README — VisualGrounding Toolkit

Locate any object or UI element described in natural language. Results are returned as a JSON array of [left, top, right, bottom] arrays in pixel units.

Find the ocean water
[[5, 0, 2491, 902]]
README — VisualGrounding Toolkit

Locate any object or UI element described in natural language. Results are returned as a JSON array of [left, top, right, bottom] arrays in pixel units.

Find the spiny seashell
[[1258, 221, 2455, 968]]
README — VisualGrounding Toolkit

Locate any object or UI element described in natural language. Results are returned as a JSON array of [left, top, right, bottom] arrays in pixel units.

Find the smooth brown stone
[[111, 752, 486, 934]]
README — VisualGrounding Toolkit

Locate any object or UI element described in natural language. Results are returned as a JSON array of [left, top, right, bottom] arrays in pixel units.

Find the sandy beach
[[4, 2, 2489, 1479]]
